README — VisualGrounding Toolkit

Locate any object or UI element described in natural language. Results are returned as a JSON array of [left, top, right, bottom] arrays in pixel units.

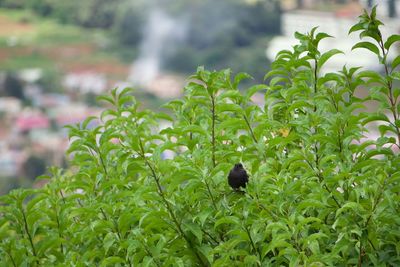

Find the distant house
[[50, 104, 101, 127], [36, 93, 70, 108], [282, 0, 399, 17], [18, 68, 43, 84], [15, 109, 49, 132], [0, 97, 22, 114], [63, 71, 107, 94], [0, 150, 18, 177], [0, 142, 22, 177]]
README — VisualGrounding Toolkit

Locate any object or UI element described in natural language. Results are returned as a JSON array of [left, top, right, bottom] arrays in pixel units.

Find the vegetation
[[0, 0, 281, 80], [1, 7, 400, 266]]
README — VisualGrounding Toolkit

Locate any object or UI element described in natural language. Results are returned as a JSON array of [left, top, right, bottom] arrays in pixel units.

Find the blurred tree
[[113, 4, 145, 46], [22, 155, 46, 181], [164, 0, 280, 80], [76, 0, 123, 28], [25, 0, 53, 16], [0, 0, 25, 8], [388, 0, 396, 18], [0, 176, 19, 195], [1, 72, 25, 100], [37, 70, 61, 93]]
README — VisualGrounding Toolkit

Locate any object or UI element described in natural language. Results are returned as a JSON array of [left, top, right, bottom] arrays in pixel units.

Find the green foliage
[[12, 0, 281, 80], [22, 0, 124, 28], [1, 7, 400, 266]]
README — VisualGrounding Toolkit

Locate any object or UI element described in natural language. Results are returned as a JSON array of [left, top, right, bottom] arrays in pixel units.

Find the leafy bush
[[1, 7, 400, 266]]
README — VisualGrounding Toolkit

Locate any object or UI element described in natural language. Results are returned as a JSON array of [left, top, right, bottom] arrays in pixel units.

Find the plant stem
[[358, 239, 363, 267], [211, 94, 216, 168], [243, 114, 258, 144], [244, 225, 261, 264], [138, 138, 207, 266], [5, 247, 17, 267], [21, 208, 39, 265], [378, 35, 400, 147], [203, 178, 217, 210], [54, 209, 64, 253]]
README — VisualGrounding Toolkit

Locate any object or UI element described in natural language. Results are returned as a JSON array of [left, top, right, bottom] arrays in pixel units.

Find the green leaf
[[319, 49, 343, 69], [218, 103, 243, 113], [378, 124, 397, 135], [262, 238, 292, 257], [348, 23, 364, 34], [154, 112, 173, 122], [183, 125, 207, 136], [100, 256, 125, 267], [363, 148, 394, 159], [37, 236, 61, 257], [214, 216, 240, 229], [245, 84, 268, 100], [336, 202, 366, 217], [184, 222, 203, 244], [233, 72, 252, 89], [362, 113, 390, 125], [270, 76, 289, 87], [103, 232, 116, 254], [391, 71, 400, 81], [384, 34, 400, 50], [97, 95, 115, 105], [358, 70, 386, 84], [315, 32, 332, 42], [352, 41, 380, 56], [217, 90, 242, 102], [392, 55, 400, 70]]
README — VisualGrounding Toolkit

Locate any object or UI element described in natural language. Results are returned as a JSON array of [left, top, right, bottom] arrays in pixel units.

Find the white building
[[63, 72, 107, 94], [267, 2, 400, 73]]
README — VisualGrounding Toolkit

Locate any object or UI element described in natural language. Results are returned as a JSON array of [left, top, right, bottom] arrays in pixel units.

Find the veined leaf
[[97, 95, 115, 106], [217, 90, 242, 102], [100, 256, 125, 267], [233, 72, 252, 89], [316, 32, 333, 42], [218, 103, 243, 113], [184, 222, 203, 244], [348, 23, 364, 34], [214, 216, 240, 229], [183, 125, 207, 136], [245, 84, 268, 100], [392, 55, 400, 70], [319, 49, 343, 69], [336, 202, 366, 217], [384, 34, 400, 50], [352, 41, 380, 56], [362, 113, 390, 125]]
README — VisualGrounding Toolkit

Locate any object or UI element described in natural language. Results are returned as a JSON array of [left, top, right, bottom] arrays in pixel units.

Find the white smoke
[[128, 7, 187, 86]]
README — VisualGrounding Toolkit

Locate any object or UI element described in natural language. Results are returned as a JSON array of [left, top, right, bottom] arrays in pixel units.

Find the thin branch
[[203, 178, 217, 210], [244, 225, 262, 264], [21, 208, 39, 265], [243, 114, 258, 144], [137, 137, 207, 266], [5, 246, 17, 267], [378, 35, 400, 147], [211, 95, 216, 168]]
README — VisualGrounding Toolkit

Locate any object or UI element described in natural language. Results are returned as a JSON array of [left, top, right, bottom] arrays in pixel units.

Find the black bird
[[228, 163, 249, 190]]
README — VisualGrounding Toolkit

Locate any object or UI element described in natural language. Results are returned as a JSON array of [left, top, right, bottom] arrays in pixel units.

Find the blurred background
[[0, 0, 399, 194]]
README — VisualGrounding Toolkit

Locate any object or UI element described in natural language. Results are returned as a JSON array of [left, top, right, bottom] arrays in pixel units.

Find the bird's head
[[234, 163, 243, 169]]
